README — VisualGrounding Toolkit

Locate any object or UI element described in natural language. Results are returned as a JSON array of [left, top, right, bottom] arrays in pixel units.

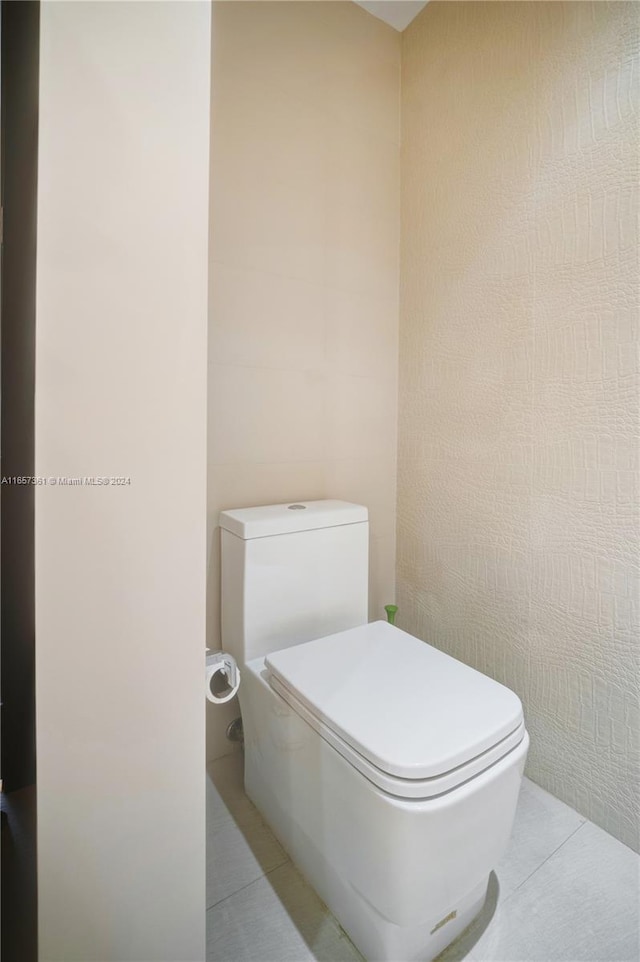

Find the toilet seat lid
[[265, 621, 524, 781]]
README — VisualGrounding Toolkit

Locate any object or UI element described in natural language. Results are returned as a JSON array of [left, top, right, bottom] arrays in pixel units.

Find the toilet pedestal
[[241, 662, 528, 962]]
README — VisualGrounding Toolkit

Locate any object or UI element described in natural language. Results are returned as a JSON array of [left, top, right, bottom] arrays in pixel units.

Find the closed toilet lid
[[265, 621, 524, 781]]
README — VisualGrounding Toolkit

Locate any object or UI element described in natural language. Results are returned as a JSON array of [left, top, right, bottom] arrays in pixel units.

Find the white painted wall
[[35, 3, 210, 959], [207, 0, 400, 759]]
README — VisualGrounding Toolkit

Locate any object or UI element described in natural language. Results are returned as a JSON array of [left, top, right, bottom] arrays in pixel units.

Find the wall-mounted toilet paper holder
[[205, 649, 240, 704]]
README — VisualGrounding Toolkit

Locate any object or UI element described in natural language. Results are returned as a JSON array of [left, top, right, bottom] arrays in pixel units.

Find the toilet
[[220, 500, 529, 962]]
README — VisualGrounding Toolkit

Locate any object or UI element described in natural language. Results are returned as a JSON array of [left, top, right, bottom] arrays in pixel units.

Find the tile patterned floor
[[206, 753, 640, 962]]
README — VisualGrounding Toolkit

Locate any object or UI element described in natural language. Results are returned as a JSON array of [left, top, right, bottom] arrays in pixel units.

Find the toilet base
[[247, 765, 489, 962], [240, 661, 527, 962], [245, 764, 489, 962]]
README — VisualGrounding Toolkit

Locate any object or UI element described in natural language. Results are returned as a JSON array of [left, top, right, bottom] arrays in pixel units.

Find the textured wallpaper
[[399, 2, 639, 851]]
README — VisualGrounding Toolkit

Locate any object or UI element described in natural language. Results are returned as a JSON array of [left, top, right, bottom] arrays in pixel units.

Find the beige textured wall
[[207, 1, 400, 758], [35, 2, 210, 958], [399, 1, 639, 851]]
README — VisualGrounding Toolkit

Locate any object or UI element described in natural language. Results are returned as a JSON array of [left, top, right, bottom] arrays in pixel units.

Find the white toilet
[[220, 500, 529, 962]]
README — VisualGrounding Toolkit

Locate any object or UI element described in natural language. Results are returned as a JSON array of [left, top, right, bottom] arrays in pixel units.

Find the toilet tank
[[220, 500, 369, 664]]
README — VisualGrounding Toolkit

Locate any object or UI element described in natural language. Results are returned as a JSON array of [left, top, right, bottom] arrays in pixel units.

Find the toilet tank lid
[[219, 500, 368, 540]]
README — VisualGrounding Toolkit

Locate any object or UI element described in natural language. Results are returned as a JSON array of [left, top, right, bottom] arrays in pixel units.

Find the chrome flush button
[[288, 504, 306, 510]]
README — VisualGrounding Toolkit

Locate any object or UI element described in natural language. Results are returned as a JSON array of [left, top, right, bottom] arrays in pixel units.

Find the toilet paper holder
[[205, 649, 240, 704]]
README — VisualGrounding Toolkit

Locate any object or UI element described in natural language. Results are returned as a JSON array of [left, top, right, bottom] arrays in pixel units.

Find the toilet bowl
[[220, 500, 528, 962]]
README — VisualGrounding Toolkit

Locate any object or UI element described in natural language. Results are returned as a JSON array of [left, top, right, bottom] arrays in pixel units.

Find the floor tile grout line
[[508, 819, 588, 901], [206, 856, 291, 912]]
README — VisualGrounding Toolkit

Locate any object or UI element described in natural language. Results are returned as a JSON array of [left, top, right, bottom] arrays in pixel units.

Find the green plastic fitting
[[384, 604, 398, 626]]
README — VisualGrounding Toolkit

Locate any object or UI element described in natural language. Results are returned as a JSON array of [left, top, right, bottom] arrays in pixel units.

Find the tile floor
[[207, 753, 640, 962]]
